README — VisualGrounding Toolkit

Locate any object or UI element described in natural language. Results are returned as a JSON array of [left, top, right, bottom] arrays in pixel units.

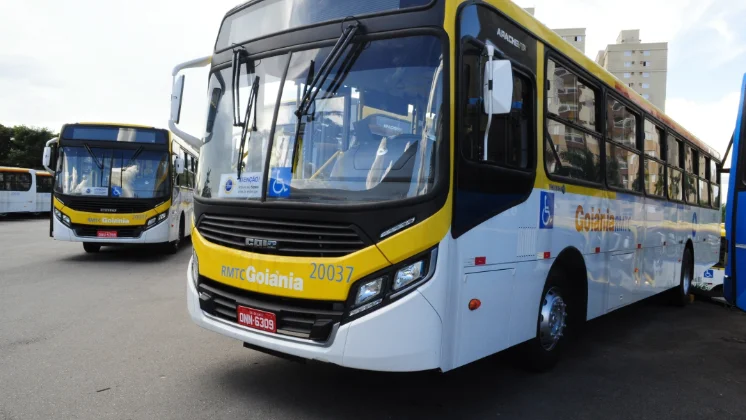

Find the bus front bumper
[[53, 216, 171, 244], [186, 257, 442, 372]]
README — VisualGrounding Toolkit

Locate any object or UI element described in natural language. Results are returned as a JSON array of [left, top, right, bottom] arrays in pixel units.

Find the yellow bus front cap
[[193, 229, 391, 301]]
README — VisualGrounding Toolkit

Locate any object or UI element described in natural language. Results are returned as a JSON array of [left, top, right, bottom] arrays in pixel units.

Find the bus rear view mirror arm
[[169, 55, 212, 150], [42, 137, 58, 173], [482, 44, 513, 160]]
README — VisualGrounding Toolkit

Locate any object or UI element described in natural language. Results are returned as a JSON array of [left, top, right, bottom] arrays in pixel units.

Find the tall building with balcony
[[596, 30, 668, 111]]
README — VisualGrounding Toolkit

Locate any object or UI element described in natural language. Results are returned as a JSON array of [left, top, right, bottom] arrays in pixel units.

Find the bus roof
[[501, 2, 721, 161], [68, 122, 164, 130]]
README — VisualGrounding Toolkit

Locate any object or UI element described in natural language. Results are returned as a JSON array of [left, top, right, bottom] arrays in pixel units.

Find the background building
[[596, 30, 668, 111], [524, 8, 585, 54]]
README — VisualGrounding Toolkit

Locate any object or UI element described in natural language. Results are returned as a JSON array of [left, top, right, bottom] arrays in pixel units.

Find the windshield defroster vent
[[197, 214, 370, 257]]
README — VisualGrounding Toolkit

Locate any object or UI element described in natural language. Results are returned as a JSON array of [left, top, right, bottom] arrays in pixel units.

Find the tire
[[163, 215, 184, 255], [83, 243, 101, 253], [520, 268, 570, 372], [673, 247, 694, 307]]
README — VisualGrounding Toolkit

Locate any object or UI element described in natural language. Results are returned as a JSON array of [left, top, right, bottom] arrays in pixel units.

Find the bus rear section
[[45, 123, 191, 253], [0, 167, 52, 216]]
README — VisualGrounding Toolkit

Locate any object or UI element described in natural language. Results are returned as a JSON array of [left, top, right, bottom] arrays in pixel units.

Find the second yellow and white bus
[[171, 0, 721, 372], [44, 123, 198, 253], [0, 167, 53, 217]]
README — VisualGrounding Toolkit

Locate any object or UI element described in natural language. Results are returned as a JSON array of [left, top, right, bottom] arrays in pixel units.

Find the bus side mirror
[[174, 157, 185, 175], [42, 146, 52, 168], [483, 59, 513, 115], [170, 75, 185, 125]]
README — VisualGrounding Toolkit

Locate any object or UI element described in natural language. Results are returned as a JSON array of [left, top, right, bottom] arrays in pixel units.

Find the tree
[[0, 125, 56, 169], [0, 124, 13, 164]]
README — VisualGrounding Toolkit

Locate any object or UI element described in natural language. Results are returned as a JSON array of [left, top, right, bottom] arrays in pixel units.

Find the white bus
[[0, 167, 53, 217], [44, 123, 198, 253], [171, 0, 721, 372]]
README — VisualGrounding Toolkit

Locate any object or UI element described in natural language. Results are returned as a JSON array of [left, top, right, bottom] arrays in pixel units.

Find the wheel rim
[[539, 287, 567, 351], [682, 253, 692, 295]]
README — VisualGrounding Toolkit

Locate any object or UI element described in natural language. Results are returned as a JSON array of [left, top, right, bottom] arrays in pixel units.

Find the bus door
[[725, 74, 746, 311]]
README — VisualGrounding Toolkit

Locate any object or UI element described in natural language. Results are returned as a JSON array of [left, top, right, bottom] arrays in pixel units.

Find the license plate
[[237, 306, 277, 333], [97, 230, 117, 238]]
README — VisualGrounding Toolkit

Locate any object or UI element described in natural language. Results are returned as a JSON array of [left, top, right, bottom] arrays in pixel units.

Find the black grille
[[198, 277, 344, 342], [60, 196, 157, 214], [72, 224, 144, 238], [197, 214, 368, 257]]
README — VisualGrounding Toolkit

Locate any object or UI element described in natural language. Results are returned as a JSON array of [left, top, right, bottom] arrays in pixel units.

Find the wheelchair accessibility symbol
[[268, 167, 291, 198], [112, 186, 122, 197], [539, 191, 554, 229], [704, 269, 714, 279]]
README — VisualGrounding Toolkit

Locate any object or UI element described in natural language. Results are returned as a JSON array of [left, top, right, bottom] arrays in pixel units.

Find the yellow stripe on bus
[[54, 197, 172, 226]]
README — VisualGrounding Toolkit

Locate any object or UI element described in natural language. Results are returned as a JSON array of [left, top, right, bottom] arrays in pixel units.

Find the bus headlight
[[145, 212, 168, 230], [191, 248, 199, 287], [393, 260, 425, 291], [54, 208, 71, 227], [350, 277, 384, 316], [345, 247, 438, 321]]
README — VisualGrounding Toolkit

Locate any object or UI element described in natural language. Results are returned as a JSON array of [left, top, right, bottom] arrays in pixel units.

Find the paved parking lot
[[2, 215, 746, 420]]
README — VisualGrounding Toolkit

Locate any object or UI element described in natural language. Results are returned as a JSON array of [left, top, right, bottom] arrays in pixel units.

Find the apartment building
[[596, 30, 668, 111], [524, 8, 585, 54]]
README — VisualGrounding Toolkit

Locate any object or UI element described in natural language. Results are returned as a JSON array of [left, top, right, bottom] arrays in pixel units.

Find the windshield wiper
[[288, 22, 362, 172], [295, 22, 361, 119], [83, 143, 104, 170], [127, 146, 144, 167], [231, 47, 260, 178], [236, 75, 260, 178]]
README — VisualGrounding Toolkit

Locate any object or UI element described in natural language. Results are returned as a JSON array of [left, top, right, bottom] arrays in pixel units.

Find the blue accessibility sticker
[[268, 167, 291, 198], [112, 186, 122, 197], [539, 191, 554, 229], [704, 269, 714, 279]]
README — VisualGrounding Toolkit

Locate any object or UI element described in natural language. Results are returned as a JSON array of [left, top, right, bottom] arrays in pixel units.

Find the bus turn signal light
[[468, 299, 481, 311]]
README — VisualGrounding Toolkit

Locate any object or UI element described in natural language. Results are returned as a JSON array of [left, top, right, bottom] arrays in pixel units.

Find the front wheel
[[520, 269, 569, 372], [83, 243, 101, 253], [162, 216, 184, 255], [673, 247, 694, 306]]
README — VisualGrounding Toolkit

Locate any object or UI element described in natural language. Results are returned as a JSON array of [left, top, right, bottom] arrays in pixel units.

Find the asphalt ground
[[1, 215, 746, 420]]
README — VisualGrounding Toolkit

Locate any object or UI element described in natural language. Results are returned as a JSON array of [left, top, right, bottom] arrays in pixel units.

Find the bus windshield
[[197, 34, 444, 204], [55, 146, 171, 199], [216, 0, 432, 51]]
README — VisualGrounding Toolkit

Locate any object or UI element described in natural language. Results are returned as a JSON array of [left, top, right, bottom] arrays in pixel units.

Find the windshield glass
[[197, 35, 445, 205], [55, 146, 171, 198], [216, 0, 433, 51]]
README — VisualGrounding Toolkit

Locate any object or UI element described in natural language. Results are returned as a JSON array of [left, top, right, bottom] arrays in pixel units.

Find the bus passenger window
[[544, 59, 602, 184]]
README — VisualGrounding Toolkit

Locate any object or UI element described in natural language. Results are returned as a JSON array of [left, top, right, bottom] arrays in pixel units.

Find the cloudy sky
[[2, 0, 745, 184]]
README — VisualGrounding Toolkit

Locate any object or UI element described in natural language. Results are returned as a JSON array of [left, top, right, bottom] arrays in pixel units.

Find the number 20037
[[310, 263, 354, 283]]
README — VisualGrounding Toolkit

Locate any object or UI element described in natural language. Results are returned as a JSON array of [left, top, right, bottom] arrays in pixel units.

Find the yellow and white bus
[[43, 123, 198, 253], [171, 0, 721, 372], [0, 167, 53, 216]]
